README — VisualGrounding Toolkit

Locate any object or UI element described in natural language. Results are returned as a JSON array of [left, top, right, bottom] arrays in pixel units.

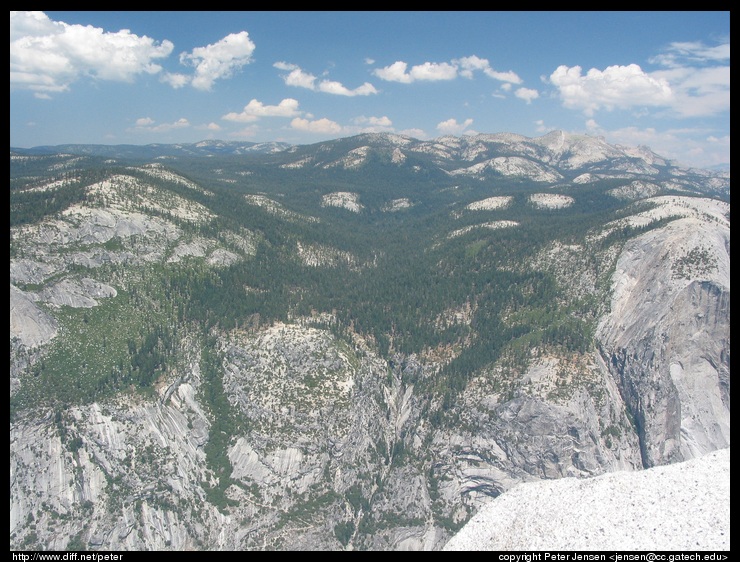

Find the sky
[[10, 11, 730, 169]]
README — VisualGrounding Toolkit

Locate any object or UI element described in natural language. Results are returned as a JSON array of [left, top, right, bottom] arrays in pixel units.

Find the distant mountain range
[[12, 131, 730, 200], [11, 138, 292, 159]]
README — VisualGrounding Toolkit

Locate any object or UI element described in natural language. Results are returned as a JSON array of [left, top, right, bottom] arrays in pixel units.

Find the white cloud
[[10, 11, 173, 95], [160, 72, 190, 89], [201, 122, 221, 131], [364, 57, 375, 65], [455, 55, 490, 78], [399, 128, 428, 140], [550, 38, 730, 120], [409, 61, 458, 81], [179, 31, 255, 91], [643, 39, 730, 118], [514, 87, 539, 104], [649, 40, 730, 68], [275, 62, 378, 96], [484, 69, 522, 83], [290, 117, 342, 134], [535, 119, 553, 133], [436, 118, 473, 136], [373, 61, 413, 83], [373, 60, 457, 82], [318, 80, 378, 96], [549, 64, 674, 116], [283, 67, 318, 89], [650, 66, 729, 117], [222, 98, 301, 122], [129, 117, 190, 133], [353, 115, 393, 127], [455, 55, 523, 83], [374, 55, 522, 84], [348, 115, 394, 133]]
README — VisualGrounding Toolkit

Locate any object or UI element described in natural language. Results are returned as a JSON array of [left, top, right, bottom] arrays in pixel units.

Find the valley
[[9, 131, 730, 550]]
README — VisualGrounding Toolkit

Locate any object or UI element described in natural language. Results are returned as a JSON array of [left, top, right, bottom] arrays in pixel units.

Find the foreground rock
[[444, 447, 730, 551]]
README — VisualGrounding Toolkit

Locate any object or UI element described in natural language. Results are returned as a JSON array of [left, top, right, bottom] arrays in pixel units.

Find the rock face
[[10, 284, 58, 348], [596, 197, 730, 466]]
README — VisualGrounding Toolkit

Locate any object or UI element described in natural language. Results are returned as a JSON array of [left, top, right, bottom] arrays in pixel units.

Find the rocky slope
[[9, 134, 730, 550]]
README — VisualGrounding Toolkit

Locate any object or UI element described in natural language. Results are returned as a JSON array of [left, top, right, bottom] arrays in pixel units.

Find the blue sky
[[10, 11, 730, 169]]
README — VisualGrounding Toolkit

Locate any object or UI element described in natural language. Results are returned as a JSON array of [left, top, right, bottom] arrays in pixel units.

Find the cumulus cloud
[[179, 31, 255, 91], [436, 118, 473, 135], [353, 115, 393, 127], [222, 98, 301, 122], [290, 117, 342, 134], [160, 72, 190, 89], [275, 63, 318, 89], [129, 117, 190, 133], [549, 64, 674, 116], [374, 60, 456, 82], [372, 61, 412, 83], [455, 55, 490, 78], [409, 61, 458, 81], [318, 80, 378, 96], [374, 55, 522, 84], [348, 115, 394, 133], [10, 11, 173, 96], [274, 62, 378, 96], [550, 39, 729, 119], [515, 87, 539, 104]]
